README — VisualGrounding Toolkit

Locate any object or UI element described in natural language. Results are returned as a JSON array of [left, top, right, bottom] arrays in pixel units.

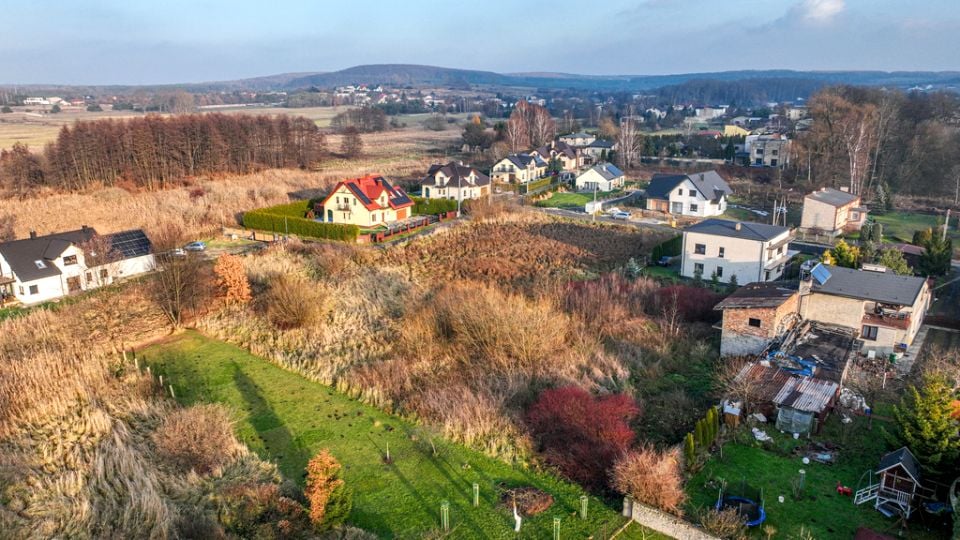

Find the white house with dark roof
[[0, 227, 154, 305], [420, 162, 490, 201], [681, 219, 793, 284], [532, 141, 581, 171], [490, 153, 548, 184], [645, 170, 732, 217], [559, 132, 595, 148], [575, 162, 624, 192], [581, 139, 616, 164]]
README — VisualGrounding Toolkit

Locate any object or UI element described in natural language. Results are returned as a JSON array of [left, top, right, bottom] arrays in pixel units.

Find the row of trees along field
[[794, 86, 960, 201], [0, 113, 327, 195]]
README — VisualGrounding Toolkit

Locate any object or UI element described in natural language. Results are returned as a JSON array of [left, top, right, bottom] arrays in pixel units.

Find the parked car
[[611, 211, 631, 220], [169, 247, 186, 257], [184, 241, 206, 252], [656, 256, 673, 267]]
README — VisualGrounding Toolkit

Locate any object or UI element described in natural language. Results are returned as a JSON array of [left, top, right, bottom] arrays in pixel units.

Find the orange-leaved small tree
[[214, 253, 251, 304], [305, 449, 352, 530]]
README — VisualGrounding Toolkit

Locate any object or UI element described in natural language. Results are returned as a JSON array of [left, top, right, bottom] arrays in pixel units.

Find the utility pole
[[943, 208, 951, 242]]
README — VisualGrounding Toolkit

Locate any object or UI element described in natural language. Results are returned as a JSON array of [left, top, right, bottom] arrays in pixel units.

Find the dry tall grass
[[0, 281, 295, 538], [611, 446, 687, 515]]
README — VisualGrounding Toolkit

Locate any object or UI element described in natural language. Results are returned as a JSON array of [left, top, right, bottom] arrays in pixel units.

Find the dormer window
[[63, 255, 78, 266], [34, 260, 46, 269]]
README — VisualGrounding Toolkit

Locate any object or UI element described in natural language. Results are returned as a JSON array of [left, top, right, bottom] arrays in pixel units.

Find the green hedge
[[411, 196, 458, 215], [243, 201, 359, 242], [651, 235, 683, 261], [522, 177, 553, 194], [257, 200, 312, 218]]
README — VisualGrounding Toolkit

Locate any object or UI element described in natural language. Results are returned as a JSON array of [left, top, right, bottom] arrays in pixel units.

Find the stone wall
[[621, 497, 718, 540]]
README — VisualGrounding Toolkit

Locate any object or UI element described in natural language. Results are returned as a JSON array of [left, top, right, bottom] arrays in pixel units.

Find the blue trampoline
[[716, 481, 766, 527]]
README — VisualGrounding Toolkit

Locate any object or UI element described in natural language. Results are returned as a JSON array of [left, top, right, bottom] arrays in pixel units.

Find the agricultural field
[[140, 331, 665, 539], [687, 414, 947, 539]]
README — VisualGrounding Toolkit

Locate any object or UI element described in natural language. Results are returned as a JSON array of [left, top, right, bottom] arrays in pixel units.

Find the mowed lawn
[[140, 332, 668, 540], [686, 415, 947, 539], [871, 212, 960, 253]]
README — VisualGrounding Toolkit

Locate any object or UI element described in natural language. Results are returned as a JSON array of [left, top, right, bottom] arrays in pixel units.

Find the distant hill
[[280, 64, 960, 94]]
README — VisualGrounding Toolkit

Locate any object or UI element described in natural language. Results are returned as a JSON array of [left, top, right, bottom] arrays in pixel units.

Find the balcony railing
[[862, 311, 911, 330]]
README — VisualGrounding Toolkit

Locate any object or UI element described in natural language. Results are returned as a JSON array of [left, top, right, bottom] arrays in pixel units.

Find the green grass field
[[535, 190, 625, 210], [871, 212, 959, 245], [687, 415, 947, 539], [140, 332, 668, 539]]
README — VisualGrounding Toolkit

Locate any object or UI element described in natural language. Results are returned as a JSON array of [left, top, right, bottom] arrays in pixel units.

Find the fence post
[[169, 385, 176, 399], [473, 483, 479, 507], [440, 500, 450, 531], [580, 495, 588, 520], [553, 517, 560, 540]]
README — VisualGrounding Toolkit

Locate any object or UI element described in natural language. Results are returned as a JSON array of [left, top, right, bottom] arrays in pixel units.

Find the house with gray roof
[[681, 219, 793, 285], [645, 170, 732, 217], [558, 132, 595, 148], [799, 263, 931, 355], [420, 162, 490, 201], [799, 187, 868, 237], [489, 153, 548, 184], [581, 139, 616, 164], [574, 162, 624, 192], [0, 227, 154, 305]]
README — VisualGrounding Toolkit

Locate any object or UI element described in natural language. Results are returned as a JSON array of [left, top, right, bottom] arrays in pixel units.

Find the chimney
[[81, 224, 89, 232], [735, 222, 742, 231], [29, 230, 37, 239]]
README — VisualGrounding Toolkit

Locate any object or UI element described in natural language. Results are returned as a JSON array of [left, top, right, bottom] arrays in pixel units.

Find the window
[[34, 260, 46, 269], [718, 247, 725, 258], [85, 272, 92, 283], [771, 150, 778, 156], [63, 255, 78, 266], [770, 159, 778, 167], [716, 266, 724, 277], [748, 318, 762, 328], [862, 325, 879, 341], [765, 270, 771, 281], [755, 148, 764, 155], [693, 263, 704, 275], [29, 285, 38, 295], [18, 286, 24, 295], [777, 246, 784, 255], [100, 268, 108, 279], [689, 204, 698, 212], [694, 243, 706, 255]]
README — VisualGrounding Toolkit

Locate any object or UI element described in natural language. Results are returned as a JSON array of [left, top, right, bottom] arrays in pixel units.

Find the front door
[[326, 209, 333, 222], [671, 202, 683, 214], [66, 276, 82, 293]]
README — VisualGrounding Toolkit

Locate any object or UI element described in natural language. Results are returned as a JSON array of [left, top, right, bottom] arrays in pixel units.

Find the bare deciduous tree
[[616, 109, 642, 169], [528, 106, 556, 148]]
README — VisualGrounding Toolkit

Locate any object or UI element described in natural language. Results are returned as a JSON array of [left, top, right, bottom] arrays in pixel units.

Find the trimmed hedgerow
[[411, 196, 458, 215], [651, 235, 682, 261], [243, 201, 358, 242]]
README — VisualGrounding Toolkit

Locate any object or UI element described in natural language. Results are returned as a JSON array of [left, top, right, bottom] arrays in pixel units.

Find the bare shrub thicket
[[153, 404, 240, 474], [611, 446, 687, 515], [263, 273, 328, 329], [697, 507, 748, 539]]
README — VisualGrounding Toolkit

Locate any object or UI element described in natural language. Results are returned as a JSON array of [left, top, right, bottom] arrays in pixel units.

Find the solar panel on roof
[[107, 230, 152, 258], [811, 263, 831, 285]]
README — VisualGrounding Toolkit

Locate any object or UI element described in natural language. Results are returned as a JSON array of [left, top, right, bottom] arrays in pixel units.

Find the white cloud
[[797, 0, 845, 23]]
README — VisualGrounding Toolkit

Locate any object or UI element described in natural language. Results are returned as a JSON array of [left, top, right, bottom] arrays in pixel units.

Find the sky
[[0, 0, 958, 85]]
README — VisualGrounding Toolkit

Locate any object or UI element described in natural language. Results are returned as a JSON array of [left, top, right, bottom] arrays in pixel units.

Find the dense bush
[[653, 285, 722, 323], [305, 450, 352, 531], [611, 446, 686, 514], [525, 386, 639, 490], [218, 482, 312, 538], [153, 404, 238, 474], [411, 196, 458, 215], [243, 204, 359, 242], [263, 274, 328, 330]]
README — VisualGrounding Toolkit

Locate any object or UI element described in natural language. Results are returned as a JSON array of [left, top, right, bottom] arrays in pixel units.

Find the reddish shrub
[[525, 386, 640, 490], [653, 285, 722, 323]]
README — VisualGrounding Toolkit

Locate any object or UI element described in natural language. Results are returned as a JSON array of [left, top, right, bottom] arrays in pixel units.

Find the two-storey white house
[[489, 153, 548, 184], [0, 227, 154, 305], [420, 162, 491, 201], [680, 219, 793, 284], [644, 171, 732, 217], [575, 162, 625, 192]]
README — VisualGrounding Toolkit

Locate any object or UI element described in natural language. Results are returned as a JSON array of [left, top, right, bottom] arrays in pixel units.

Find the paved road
[[533, 206, 678, 234]]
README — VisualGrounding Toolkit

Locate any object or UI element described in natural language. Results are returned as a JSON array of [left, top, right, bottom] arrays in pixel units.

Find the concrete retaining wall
[[621, 497, 719, 540]]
